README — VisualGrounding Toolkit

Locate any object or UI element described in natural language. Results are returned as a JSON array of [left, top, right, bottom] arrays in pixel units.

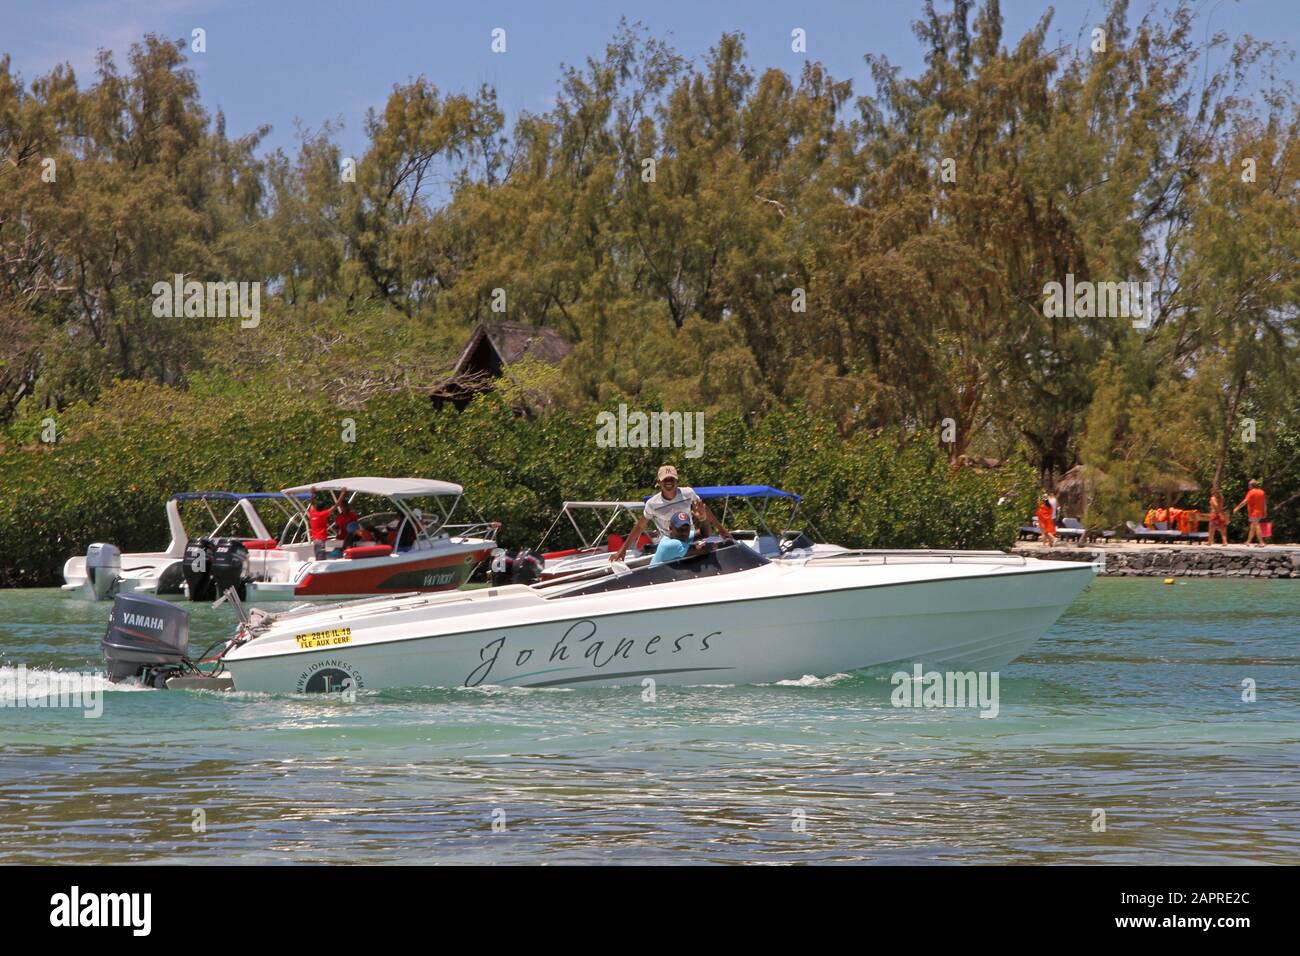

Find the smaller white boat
[[61, 491, 297, 600], [532, 500, 657, 580]]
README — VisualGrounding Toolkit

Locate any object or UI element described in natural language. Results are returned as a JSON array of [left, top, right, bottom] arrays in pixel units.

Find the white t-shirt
[[643, 486, 701, 535]]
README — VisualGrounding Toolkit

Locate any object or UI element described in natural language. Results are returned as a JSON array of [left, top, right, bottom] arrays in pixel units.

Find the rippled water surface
[[1, 578, 1297, 864]]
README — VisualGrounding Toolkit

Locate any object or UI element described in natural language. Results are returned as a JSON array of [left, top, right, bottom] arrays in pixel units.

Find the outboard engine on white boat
[[489, 548, 543, 585], [85, 542, 122, 600], [182, 537, 217, 601], [102, 592, 191, 687], [210, 538, 251, 601]]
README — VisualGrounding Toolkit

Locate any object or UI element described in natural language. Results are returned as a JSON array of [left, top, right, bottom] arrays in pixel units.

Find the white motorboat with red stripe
[[238, 478, 498, 601]]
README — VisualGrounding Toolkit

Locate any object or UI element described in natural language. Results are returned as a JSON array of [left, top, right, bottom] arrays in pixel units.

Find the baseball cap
[[669, 511, 691, 530], [657, 465, 679, 482]]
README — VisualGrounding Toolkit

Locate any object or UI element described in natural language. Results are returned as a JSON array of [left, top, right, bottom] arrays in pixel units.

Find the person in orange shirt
[[1207, 486, 1229, 546], [1035, 495, 1057, 547], [1233, 479, 1268, 546]]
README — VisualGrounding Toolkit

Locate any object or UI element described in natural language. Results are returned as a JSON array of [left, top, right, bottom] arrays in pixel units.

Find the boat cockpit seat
[[606, 533, 652, 553], [543, 547, 583, 560], [343, 544, 393, 560]]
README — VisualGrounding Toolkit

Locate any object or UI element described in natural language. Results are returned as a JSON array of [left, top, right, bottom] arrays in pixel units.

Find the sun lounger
[[1125, 520, 1182, 542], [1058, 517, 1114, 541]]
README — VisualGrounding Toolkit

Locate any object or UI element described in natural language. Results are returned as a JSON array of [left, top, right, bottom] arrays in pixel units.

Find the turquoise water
[[1, 579, 1297, 864]]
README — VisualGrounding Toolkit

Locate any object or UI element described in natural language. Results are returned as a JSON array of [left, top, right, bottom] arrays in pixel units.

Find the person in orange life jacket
[[307, 487, 347, 560]]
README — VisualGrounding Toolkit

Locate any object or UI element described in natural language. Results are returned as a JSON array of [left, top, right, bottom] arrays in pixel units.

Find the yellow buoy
[[1163, 578, 1175, 585]]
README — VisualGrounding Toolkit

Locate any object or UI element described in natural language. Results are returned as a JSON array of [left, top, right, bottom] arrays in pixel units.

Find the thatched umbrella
[[1053, 464, 1094, 517], [1141, 474, 1201, 505]]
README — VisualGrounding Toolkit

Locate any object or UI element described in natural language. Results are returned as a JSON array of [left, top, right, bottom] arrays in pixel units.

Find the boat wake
[[771, 672, 857, 688], [0, 665, 149, 705]]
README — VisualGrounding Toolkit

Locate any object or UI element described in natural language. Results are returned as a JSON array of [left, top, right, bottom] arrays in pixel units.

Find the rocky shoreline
[[1013, 544, 1300, 578]]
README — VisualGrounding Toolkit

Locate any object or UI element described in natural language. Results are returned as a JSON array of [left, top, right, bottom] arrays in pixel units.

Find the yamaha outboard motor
[[511, 549, 543, 585], [210, 538, 250, 601], [182, 537, 217, 601], [488, 548, 513, 585], [102, 592, 191, 687], [85, 543, 122, 601], [488, 548, 544, 586]]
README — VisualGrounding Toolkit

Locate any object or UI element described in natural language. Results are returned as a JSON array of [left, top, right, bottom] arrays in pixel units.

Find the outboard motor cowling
[[488, 548, 543, 586], [102, 592, 190, 685], [210, 538, 250, 600], [511, 549, 543, 585], [182, 537, 217, 602], [85, 543, 122, 601]]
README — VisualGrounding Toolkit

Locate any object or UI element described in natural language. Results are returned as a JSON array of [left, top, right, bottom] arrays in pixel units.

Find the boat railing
[[800, 549, 1027, 567]]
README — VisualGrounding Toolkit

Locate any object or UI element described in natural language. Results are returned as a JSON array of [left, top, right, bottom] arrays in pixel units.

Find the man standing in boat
[[307, 486, 347, 560], [611, 465, 730, 562]]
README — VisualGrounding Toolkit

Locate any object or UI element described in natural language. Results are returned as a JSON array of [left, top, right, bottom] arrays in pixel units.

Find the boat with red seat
[[240, 477, 498, 601]]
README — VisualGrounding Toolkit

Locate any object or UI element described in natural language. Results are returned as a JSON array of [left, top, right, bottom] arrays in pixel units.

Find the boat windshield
[[545, 540, 768, 598]]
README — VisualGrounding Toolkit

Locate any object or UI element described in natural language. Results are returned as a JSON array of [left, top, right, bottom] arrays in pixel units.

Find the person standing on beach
[[1035, 495, 1057, 548], [1234, 479, 1268, 546], [1207, 486, 1230, 545]]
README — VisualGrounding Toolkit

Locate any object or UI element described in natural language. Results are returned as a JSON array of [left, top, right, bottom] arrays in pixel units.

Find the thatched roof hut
[[430, 322, 573, 409]]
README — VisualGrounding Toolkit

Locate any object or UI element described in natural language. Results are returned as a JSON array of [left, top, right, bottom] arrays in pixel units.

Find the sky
[[3, 0, 1296, 161]]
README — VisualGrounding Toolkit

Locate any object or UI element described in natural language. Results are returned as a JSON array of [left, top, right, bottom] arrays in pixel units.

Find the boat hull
[[60, 557, 184, 600], [245, 545, 492, 601], [223, 564, 1093, 693]]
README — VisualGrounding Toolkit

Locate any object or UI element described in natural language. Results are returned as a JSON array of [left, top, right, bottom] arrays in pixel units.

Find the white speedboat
[[102, 542, 1095, 692], [61, 491, 298, 600]]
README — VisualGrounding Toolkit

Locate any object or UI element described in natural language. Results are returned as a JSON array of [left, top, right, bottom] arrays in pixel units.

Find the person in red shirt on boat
[[334, 499, 362, 552], [307, 487, 347, 560], [1234, 479, 1268, 546]]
